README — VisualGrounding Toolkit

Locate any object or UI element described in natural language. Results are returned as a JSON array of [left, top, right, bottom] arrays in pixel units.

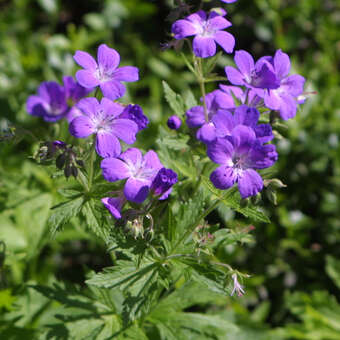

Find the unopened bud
[[264, 178, 287, 189], [266, 188, 277, 205], [56, 153, 66, 170]]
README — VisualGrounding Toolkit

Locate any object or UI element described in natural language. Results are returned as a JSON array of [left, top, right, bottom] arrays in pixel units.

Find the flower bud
[[167, 115, 182, 130], [151, 168, 178, 200]]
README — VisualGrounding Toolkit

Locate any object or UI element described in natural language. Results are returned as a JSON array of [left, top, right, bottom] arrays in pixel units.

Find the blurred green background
[[1, 0, 340, 339]]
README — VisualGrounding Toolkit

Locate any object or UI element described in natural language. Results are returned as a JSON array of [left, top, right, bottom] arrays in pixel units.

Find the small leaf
[[162, 81, 185, 115], [326, 255, 340, 289]]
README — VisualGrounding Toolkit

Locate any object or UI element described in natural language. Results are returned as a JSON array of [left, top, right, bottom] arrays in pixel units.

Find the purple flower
[[212, 105, 273, 144], [167, 115, 182, 130], [73, 44, 139, 100], [120, 104, 149, 131], [231, 274, 245, 297], [69, 97, 138, 158], [225, 50, 280, 90], [260, 50, 306, 120], [151, 168, 178, 200], [171, 10, 235, 58], [101, 148, 163, 203], [63, 76, 93, 122], [221, 0, 237, 3], [26, 81, 68, 122], [186, 90, 231, 143], [207, 126, 278, 198], [101, 195, 126, 219]]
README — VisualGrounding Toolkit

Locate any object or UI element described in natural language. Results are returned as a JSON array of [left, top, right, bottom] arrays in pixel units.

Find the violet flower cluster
[[26, 44, 178, 221]]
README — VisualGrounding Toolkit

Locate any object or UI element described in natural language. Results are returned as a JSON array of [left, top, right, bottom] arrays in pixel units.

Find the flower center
[[95, 67, 113, 82]]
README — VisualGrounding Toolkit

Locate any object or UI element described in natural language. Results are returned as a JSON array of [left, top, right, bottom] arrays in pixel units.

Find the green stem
[[88, 136, 96, 190], [196, 57, 209, 122]]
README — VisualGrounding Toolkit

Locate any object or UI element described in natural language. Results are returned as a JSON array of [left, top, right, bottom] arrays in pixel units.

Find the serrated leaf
[[184, 89, 197, 110], [203, 51, 223, 75], [162, 81, 185, 115], [202, 176, 270, 223], [159, 134, 189, 151], [326, 255, 340, 289], [48, 196, 84, 237]]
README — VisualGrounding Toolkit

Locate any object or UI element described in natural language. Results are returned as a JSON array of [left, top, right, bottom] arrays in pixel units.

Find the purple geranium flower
[[63, 76, 93, 122], [101, 148, 163, 203], [73, 44, 139, 100], [69, 97, 138, 158], [26, 81, 68, 122], [260, 50, 306, 120], [207, 126, 278, 198], [167, 115, 182, 130], [213, 105, 273, 143], [186, 90, 231, 143], [221, 0, 238, 3], [101, 195, 126, 219], [171, 10, 235, 58], [225, 50, 280, 90], [151, 168, 178, 200], [120, 104, 149, 131]]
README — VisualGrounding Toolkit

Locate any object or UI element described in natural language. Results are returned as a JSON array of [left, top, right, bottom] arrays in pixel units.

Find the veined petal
[[234, 105, 259, 128], [278, 93, 297, 120], [69, 116, 95, 138], [210, 165, 237, 190], [75, 70, 100, 88], [274, 49, 290, 79], [172, 19, 198, 39], [225, 66, 245, 86], [113, 66, 139, 82], [214, 31, 235, 54], [101, 197, 124, 219], [230, 125, 256, 154], [187, 10, 206, 24], [96, 132, 121, 158], [186, 105, 205, 127], [111, 119, 138, 144], [124, 178, 150, 203], [119, 148, 143, 167], [207, 138, 234, 165], [264, 90, 281, 110], [281, 74, 305, 97], [212, 110, 235, 137], [100, 80, 126, 100], [238, 169, 263, 198], [101, 158, 130, 182], [234, 50, 255, 81], [100, 97, 125, 118], [77, 97, 100, 117], [74, 51, 97, 70], [193, 36, 216, 58], [254, 124, 273, 143], [97, 44, 120, 71], [249, 143, 278, 169], [208, 12, 232, 30], [143, 150, 163, 172]]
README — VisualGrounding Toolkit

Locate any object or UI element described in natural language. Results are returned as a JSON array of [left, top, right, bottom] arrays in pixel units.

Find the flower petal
[[230, 125, 256, 154], [238, 169, 263, 198], [119, 148, 143, 167], [196, 123, 216, 143], [74, 51, 97, 70], [100, 97, 125, 118], [249, 143, 278, 169], [264, 90, 281, 110], [69, 116, 95, 138], [187, 10, 206, 24], [186, 106, 205, 128], [77, 97, 100, 117], [124, 178, 150, 203], [111, 119, 138, 144], [171, 19, 198, 39], [233, 105, 259, 128], [254, 124, 273, 143], [225, 66, 244, 86], [281, 74, 305, 97], [208, 12, 232, 30], [207, 138, 234, 165], [278, 94, 297, 120], [143, 150, 163, 172], [193, 36, 216, 58], [100, 80, 126, 100], [234, 50, 254, 81], [113, 66, 139, 82], [75, 70, 100, 88], [97, 44, 120, 71], [274, 49, 290, 79], [26, 95, 47, 117], [214, 31, 235, 54], [212, 110, 235, 137], [210, 165, 237, 190], [96, 132, 121, 158], [101, 157, 130, 182], [101, 197, 124, 219]]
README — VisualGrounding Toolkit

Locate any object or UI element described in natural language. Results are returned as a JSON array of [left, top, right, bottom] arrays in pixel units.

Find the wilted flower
[[231, 273, 245, 297], [101, 195, 126, 219]]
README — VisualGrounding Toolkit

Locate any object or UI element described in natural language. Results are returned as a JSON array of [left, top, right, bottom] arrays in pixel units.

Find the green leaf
[[48, 196, 84, 237], [326, 255, 340, 289], [202, 176, 270, 223], [184, 89, 197, 110], [162, 81, 185, 115], [203, 52, 223, 75], [160, 134, 189, 151]]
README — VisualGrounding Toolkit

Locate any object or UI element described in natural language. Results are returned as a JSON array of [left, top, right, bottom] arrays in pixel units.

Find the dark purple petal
[[193, 36, 216, 58], [186, 106, 205, 128], [171, 20, 198, 39], [238, 169, 263, 198], [212, 110, 235, 137], [119, 148, 143, 167], [274, 49, 290, 79], [63, 76, 92, 102], [220, 0, 238, 2], [74, 51, 97, 70], [254, 124, 273, 143], [167, 115, 182, 130], [97, 44, 120, 71], [213, 31, 235, 54], [75, 70, 100, 88], [207, 138, 234, 165], [101, 197, 124, 219], [234, 50, 254, 82], [233, 105, 259, 128], [113, 66, 139, 82], [120, 105, 149, 131], [196, 123, 216, 143], [225, 66, 245, 86], [280, 75, 305, 97], [111, 119, 138, 144], [100, 80, 126, 100], [77, 97, 100, 117], [26, 95, 47, 117], [187, 10, 206, 24], [124, 178, 150, 203], [69, 116, 95, 138], [249, 143, 278, 169], [100, 97, 125, 118], [101, 157, 130, 182], [151, 168, 178, 197], [210, 165, 237, 190], [253, 62, 280, 89], [96, 132, 121, 158], [208, 12, 232, 30], [230, 125, 256, 154]]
